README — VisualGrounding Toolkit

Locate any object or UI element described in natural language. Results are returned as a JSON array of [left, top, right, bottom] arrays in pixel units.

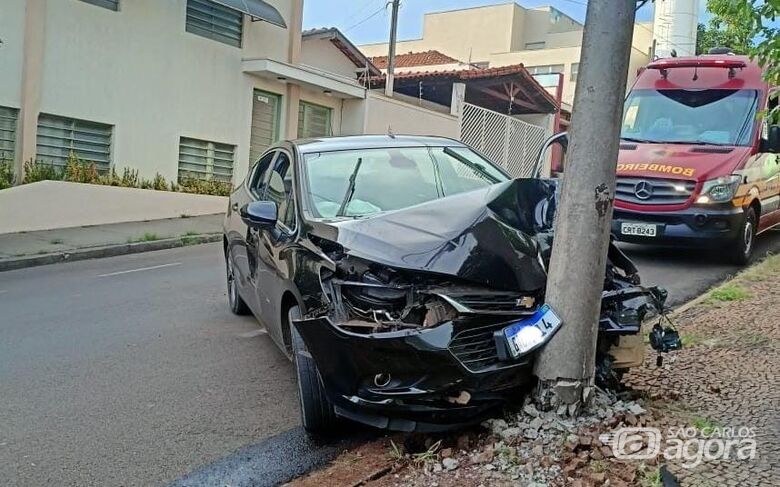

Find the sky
[[302, 0, 669, 46]]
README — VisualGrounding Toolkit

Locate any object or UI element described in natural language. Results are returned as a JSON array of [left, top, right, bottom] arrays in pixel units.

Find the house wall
[[300, 37, 360, 79], [0, 0, 25, 108], [359, 92, 459, 139]]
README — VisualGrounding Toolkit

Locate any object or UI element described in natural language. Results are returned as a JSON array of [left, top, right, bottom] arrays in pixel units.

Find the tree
[[706, 0, 780, 122], [696, 0, 754, 54]]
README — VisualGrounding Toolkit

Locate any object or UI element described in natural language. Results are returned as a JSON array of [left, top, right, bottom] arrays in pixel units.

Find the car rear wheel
[[226, 249, 250, 315], [288, 305, 338, 434], [727, 207, 757, 266]]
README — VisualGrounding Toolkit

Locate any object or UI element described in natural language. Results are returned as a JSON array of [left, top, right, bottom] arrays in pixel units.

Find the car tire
[[727, 207, 757, 266], [226, 249, 250, 315], [288, 305, 338, 434]]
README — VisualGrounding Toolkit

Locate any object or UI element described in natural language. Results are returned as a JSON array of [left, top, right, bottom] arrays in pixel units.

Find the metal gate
[[460, 103, 547, 177]]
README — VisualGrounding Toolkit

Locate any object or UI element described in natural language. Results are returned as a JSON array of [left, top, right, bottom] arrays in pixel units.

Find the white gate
[[460, 103, 548, 177]]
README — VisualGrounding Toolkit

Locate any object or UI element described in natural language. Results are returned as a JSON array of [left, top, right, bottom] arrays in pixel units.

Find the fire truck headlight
[[697, 175, 741, 203]]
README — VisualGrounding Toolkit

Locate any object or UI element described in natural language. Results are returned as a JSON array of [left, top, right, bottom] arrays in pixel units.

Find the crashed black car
[[223, 135, 670, 433]]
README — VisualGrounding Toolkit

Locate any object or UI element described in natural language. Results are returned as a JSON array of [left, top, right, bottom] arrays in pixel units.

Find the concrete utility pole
[[385, 0, 400, 98], [533, 0, 637, 412]]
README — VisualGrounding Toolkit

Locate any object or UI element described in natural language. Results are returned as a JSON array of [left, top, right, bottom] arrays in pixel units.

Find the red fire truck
[[542, 54, 780, 264]]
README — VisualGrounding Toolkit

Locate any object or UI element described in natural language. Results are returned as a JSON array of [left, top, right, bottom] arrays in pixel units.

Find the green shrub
[[120, 167, 139, 188], [151, 173, 168, 191], [178, 177, 232, 196], [0, 160, 14, 189], [63, 154, 100, 184], [23, 159, 62, 183]]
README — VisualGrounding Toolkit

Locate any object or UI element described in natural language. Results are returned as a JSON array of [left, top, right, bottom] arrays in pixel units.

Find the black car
[[223, 135, 670, 433]]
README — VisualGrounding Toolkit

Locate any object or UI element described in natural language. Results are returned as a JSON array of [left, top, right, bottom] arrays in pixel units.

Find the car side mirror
[[240, 201, 278, 228], [768, 125, 780, 153]]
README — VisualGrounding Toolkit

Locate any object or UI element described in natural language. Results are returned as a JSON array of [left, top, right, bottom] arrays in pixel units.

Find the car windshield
[[303, 146, 509, 218], [621, 89, 758, 146]]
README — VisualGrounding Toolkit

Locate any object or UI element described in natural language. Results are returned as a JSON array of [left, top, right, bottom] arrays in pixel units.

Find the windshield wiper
[[620, 136, 656, 143], [443, 147, 499, 183], [336, 157, 363, 217]]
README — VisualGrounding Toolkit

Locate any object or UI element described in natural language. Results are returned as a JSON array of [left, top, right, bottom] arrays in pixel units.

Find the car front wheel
[[288, 305, 338, 434], [226, 249, 250, 315], [727, 207, 757, 266]]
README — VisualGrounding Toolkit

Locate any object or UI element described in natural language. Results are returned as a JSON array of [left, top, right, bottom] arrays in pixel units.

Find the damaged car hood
[[307, 179, 558, 292]]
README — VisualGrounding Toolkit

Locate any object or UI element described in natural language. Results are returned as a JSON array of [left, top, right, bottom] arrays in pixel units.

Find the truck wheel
[[226, 249, 250, 315], [727, 207, 757, 266], [288, 306, 338, 434]]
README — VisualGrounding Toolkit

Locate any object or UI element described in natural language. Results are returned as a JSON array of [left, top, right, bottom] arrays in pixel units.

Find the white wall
[[361, 92, 459, 139], [300, 37, 360, 79], [0, 0, 26, 108]]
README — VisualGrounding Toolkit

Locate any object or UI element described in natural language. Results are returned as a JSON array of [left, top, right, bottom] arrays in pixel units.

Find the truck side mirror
[[768, 125, 780, 153]]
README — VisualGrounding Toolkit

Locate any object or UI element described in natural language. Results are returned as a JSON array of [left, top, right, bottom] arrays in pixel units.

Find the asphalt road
[[2, 229, 779, 486]]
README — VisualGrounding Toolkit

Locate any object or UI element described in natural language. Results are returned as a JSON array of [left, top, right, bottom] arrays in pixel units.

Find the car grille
[[442, 291, 536, 314], [615, 177, 696, 205], [448, 323, 508, 373]]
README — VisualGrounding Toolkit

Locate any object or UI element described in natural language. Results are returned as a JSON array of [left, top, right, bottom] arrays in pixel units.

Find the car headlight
[[696, 175, 741, 204]]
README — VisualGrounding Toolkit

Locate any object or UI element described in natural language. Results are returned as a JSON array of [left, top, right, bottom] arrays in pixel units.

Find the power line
[[344, 4, 387, 33], [341, 0, 384, 27]]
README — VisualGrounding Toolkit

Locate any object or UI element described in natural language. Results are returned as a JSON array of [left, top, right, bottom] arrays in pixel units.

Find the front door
[[250, 90, 281, 163]]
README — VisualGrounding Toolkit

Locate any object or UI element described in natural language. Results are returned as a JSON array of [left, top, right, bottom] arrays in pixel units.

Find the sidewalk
[[0, 214, 223, 271]]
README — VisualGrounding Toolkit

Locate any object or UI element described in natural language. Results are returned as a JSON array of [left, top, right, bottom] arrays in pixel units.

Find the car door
[[251, 149, 298, 347], [230, 151, 276, 313]]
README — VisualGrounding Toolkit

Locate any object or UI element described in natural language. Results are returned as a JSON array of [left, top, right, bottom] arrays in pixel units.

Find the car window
[[303, 146, 508, 218], [265, 152, 295, 230], [249, 151, 276, 198]]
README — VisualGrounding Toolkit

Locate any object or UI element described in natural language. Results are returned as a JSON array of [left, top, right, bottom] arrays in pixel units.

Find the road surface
[[1, 230, 779, 486]]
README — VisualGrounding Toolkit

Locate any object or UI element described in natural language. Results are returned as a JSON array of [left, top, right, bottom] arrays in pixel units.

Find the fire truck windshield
[[621, 89, 759, 146]]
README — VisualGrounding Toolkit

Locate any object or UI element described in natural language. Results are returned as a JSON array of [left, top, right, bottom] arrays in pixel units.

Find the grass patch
[[737, 253, 780, 282], [49, 238, 64, 245], [183, 230, 198, 236], [692, 416, 719, 435], [708, 283, 750, 303], [127, 232, 159, 243], [636, 464, 662, 487]]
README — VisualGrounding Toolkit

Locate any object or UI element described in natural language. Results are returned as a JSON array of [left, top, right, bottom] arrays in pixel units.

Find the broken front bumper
[[294, 316, 536, 432]]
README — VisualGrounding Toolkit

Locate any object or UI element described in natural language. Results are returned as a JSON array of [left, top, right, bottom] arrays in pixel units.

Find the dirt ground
[[287, 255, 780, 487]]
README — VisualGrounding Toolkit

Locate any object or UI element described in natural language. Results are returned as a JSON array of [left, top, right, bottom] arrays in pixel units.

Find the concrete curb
[[0, 234, 222, 272]]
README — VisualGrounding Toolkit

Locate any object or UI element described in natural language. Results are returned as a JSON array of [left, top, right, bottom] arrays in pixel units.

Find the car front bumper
[[612, 206, 745, 246], [294, 316, 535, 432]]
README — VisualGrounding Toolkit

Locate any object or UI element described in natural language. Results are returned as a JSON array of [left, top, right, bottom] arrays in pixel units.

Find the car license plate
[[621, 222, 658, 237], [503, 304, 562, 358]]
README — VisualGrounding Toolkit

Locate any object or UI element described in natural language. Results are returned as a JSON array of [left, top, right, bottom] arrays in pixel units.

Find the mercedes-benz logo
[[634, 181, 653, 200]]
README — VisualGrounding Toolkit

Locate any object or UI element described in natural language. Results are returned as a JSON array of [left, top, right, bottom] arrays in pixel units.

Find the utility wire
[[344, 4, 387, 33]]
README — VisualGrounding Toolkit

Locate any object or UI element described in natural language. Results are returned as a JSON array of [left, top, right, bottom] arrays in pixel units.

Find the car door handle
[[232, 203, 239, 212]]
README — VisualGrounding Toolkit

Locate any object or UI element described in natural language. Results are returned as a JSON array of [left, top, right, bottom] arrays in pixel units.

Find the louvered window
[[36, 113, 112, 170], [80, 0, 119, 11], [186, 0, 243, 47], [178, 137, 235, 182], [0, 106, 18, 161], [298, 102, 332, 138]]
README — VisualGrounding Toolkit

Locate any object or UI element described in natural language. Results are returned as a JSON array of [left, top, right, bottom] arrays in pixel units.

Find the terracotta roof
[[370, 50, 463, 69], [366, 63, 559, 113], [302, 27, 382, 76]]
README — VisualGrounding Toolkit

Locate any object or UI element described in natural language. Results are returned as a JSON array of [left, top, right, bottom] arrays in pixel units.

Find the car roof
[[291, 135, 466, 154]]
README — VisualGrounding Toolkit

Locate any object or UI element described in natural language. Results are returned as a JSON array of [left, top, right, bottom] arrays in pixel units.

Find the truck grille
[[448, 323, 506, 372], [615, 177, 696, 205]]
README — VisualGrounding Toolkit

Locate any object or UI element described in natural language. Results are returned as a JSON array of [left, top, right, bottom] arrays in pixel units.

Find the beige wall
[[300, 37, 360, 79], [0, 0, 26, 108], [346, 92, 459, 139]]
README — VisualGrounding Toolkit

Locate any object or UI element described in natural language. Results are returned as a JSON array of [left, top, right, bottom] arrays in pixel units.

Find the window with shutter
[[178, 137, 235, 183], [79, 0, 119, 11], [186, 0, 243, 47], [36, 114, 112, 171], [298, 102, 332, 139], [0, 106, 18, 162]]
